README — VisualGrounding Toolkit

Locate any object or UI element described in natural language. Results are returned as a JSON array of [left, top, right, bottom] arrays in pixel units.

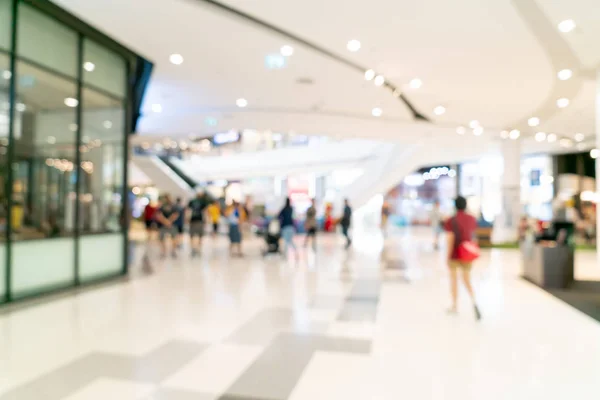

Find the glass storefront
[[0, 0, 151, 302]]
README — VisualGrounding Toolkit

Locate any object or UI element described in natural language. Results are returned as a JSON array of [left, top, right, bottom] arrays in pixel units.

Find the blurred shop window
[[0, 50, 8, 301], [79, 87, 125, 234], [0, 0, 10, 51], [82, 38, 126, 99], [12, 61, 77, 239], [17, 3, 78, 78]]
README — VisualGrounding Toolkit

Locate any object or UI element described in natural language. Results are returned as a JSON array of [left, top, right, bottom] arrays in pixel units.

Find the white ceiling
[[52, 0, 599, 151]]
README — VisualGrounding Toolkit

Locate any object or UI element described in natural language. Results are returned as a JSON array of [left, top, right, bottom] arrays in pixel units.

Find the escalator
[[158, 156, 197, 189]]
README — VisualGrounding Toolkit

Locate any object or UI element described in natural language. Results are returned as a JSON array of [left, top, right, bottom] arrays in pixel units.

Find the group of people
[[142, 191, 354, 259]]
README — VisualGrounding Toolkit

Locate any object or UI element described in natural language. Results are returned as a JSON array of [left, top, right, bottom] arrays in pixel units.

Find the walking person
[[174, 198, 185, 250], [279, 197, 297, 257], [431, 200, 443, 249], [156, 195, 180, 259], [226, 201, 245, 257], [188, 190, 210, 257], [443, 196, 482, 320], [207, 200, 221, 237], [304, 198, 318, 250], [340, 198, 352, 249]]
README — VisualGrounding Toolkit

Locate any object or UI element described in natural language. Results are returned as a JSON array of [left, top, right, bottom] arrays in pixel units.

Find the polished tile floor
[[1, 228, 600, 399]]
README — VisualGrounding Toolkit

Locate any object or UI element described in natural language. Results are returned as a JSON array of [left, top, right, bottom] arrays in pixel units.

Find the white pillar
[[493, 138, 521, 243]]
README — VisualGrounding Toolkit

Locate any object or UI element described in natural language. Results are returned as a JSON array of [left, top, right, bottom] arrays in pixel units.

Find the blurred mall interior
[[1, 0, 600, 399]]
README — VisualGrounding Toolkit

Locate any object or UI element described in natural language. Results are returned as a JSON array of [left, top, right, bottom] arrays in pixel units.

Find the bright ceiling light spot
[[535, 132, 547, 142], [433, 106, 446, 116], [560, 138, 573, 148], [558, 19, 576, 33], [558, 69, 573, 80], [591, 149, 599, 159], [557, 98, 570, 108], [371, 107, 383, 117], [392, 89, 401, 98], [528, 117, 540, 127], [469, 120, 479, 129], [16, 103, 26, 112], [47, 136, 56, 144], [409, 78, 422, 89], [69, 123, 78, 132], [456, 126, 466, 135], [347, 39, 361, 52], [500, 130, 509, 139], [64, 97, 79, 108], [374, 75, 385, 86], [83, 61, 95, 72], [509, 129, 520, 139], [547, 133, 557, 143], [575, 133, 585, 142], [169, 53, 184, 65], [280, 45, 294, 57], [2, 70, 11, 80], [473, 126, 484, 136], [103, 120, 112, 129], [151, 103, 162, 113], [364, 69, 375, 81], [236, 98, 248, 108]]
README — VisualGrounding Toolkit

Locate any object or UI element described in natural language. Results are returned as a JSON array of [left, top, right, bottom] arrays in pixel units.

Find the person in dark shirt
[[304, 198, 318, 250], [340, 198, 352, 249], [188, 190, 210, 257], [443, 196, 481, 320], [156, 195, 180, 258], [174, 197, 185, 250], [279, 197, 297, 257]]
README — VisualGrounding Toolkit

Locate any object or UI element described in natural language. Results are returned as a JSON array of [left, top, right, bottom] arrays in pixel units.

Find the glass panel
[[0, 52, 8, 301], [0, 0, 11, 51], [79, 234, 122, 281], [10, 60, 77, 294], [83, 39, 126, 99], [80, 87, 125, 234], [17, 3, 77, 77]]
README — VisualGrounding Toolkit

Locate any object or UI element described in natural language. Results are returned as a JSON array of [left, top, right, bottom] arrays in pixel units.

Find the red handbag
[[452, 217, 480, 262]]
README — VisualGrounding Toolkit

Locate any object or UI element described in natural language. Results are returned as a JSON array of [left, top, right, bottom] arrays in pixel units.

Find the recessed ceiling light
[[371, 107, 383, 117], [280, 45, 294, 57], [500, 130, 509, 139], [557, 98, 570, 108], [64, 97, 79, 108], [103, 120, 112, 129], [83, 61, 95, 72], [591, 149, 599, 159], [347, 40, 361, 52], [575, 133, 585, 142], [47, 136, 56, 144], [236, 98, 248, 108], [2, 70, 12, 80], [558, 19, 576, 33], [473, 126, 484, 136], [409, 78, 422, 89], [560, 138, 573, 148], [528, 117, 540, 127], [509, 129, 520, 139], [151, 103, 162, 113], [558, 69, 573, 80], [82, 135, 89, 143], [456, 126, 466, 135], [547, 133, 557, 143], [16, 102, 26, 112], [535, 132, 547, 142], [169, 53, 184, 65], [374, 75, 385, 86], [433, 106, 446, 116], [364, 69, 375, 81], [469, 120, 480, 129], [392, 89, 401, 98]]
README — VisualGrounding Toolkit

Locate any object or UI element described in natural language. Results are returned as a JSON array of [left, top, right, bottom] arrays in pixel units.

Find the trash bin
[[523, 242, 574, 289]]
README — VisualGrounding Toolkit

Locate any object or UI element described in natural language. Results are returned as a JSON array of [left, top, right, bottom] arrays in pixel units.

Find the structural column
[[493, 138, 521, 243], [595, 70, 600, 265]]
